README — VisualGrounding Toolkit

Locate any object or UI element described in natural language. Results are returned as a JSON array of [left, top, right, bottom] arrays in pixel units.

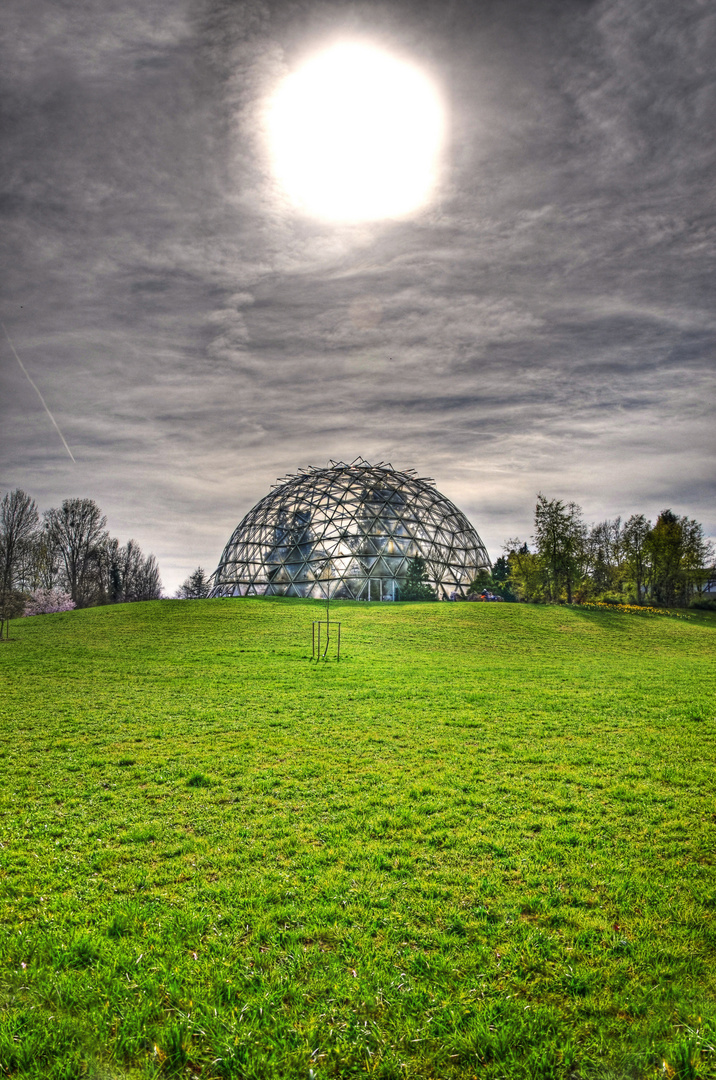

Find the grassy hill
[[1, 598, 715, 1079]]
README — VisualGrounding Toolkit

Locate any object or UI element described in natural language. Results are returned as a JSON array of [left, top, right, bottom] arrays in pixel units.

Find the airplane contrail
[[1, 320, 76, 463]]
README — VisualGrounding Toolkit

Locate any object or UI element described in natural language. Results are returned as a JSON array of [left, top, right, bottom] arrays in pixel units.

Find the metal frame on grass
[[311, 620, 341, 661]]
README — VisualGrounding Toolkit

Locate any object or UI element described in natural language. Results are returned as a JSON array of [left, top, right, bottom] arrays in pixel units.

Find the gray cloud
[[1, 0, 714, 591]]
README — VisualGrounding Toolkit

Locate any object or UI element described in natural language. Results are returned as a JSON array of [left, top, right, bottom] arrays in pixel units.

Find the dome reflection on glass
[[210, 459, 490, 601]]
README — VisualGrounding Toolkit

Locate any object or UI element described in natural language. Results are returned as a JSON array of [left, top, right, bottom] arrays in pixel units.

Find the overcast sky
[[2, 0, 714, 594]]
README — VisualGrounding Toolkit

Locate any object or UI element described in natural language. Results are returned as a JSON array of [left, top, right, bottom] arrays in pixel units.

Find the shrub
[[24, 588, 76, 616], [689, 597, 716, 611]]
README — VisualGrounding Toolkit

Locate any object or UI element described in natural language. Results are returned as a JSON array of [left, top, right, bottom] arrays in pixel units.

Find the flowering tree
[[23, 588, 76, 616]]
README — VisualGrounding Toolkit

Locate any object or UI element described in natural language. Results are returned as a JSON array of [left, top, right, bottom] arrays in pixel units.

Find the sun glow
[[267, 43, 444, 222]]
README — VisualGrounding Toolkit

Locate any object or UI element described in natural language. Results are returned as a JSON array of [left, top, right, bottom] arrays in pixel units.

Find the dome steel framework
[[210, 459, 490, 601]]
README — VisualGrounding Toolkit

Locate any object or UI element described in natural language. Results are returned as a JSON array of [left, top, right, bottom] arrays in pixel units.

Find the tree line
[[3, 487, 713, 628], [478, 495, 714, 607], [0, 489, 161, 636]]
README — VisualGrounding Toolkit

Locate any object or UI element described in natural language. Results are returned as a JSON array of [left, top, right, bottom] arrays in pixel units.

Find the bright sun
[[267, 43, 444, 222]]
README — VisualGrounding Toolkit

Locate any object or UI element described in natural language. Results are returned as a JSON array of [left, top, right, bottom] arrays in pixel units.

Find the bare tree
[[25, 525, 63, 590], [133, 552, 162, 600], [0, 589, 26, 641], [0, 490, 39, 639], [2, 490, 163, 612], [0, 489, 39, 595], [102, 538, 162, 601], [45, 499, 108, 608]]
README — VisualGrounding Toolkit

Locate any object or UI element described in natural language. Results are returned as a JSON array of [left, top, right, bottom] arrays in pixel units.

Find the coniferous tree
[[489, 554, 518, 601], [398, 557, 437, 601], [467, 557, 518, 600], [468, 568, 491, 593], [176, 567, 211, 599]]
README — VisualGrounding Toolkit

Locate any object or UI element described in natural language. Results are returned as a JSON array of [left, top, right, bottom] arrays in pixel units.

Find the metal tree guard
[[311, 619, 341, 660], [311, 579, 341, 660]]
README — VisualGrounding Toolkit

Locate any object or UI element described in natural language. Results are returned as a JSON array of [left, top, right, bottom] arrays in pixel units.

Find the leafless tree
[[0, 490, 39, 638], [0, 489, 39, 595], [133, 552, 162, 600], [45, 498, 108, 608], [99, 537, 162, 602]]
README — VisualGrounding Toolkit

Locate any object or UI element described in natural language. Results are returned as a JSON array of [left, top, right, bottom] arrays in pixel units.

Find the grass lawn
[[1, 598, 715, 1079]]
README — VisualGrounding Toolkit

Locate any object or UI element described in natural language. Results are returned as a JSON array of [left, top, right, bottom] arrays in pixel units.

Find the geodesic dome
[[210, 459, 490, 601]]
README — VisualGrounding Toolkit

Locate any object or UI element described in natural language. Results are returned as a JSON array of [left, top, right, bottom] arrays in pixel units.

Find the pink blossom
[[23, 588, 76, 616]]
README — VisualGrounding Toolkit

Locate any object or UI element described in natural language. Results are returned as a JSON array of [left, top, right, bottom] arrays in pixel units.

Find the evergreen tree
[[398, 557, 437, 601], [468, 568, 491, 593], [467, 557, 517, 600], [487, 554, 518, 601], [176, 567, 211, 599]]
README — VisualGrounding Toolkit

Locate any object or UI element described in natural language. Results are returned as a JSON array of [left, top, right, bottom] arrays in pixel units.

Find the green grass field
[[1, 598, 715, 1080]]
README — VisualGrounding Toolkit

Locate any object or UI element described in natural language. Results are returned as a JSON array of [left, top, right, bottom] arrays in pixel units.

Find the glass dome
[[210, 459, 490, 600]]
